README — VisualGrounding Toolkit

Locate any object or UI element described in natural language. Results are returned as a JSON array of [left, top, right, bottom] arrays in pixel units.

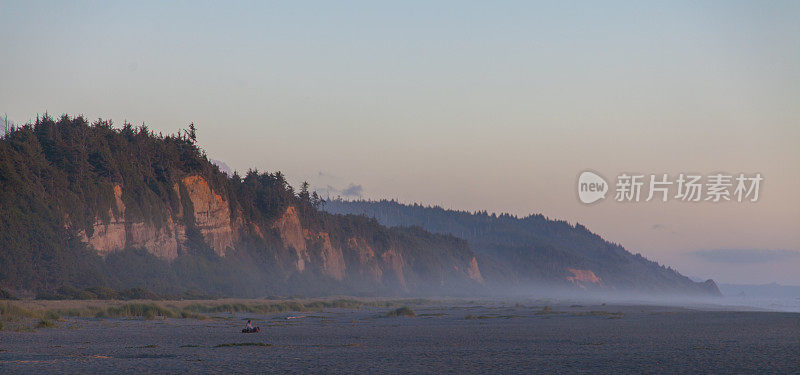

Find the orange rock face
[[127, 220, 180, 260], [380, 247, 406, 289], [85, 184, 127, 255], [86, 219, 126, 257], [180, 175, 235, 257], [467, 257, 484, 283], [80, 180, 471, 290], [84, 184, 181, 259], [307, 231, 346, 281], [346, 237, 382, 282], [273, 206, 309, 271], [566, 268, 602, 285], [83, 176, 234, 260], [272, 206, 348, 279]]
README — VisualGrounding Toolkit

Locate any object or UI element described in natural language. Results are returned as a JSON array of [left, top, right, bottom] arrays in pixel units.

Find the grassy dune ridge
[[0, 298, 432, 331]]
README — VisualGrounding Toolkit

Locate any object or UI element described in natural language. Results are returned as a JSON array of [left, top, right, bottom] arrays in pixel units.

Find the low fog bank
[[713, 283, 800, 313], [428, 284, 800, 313]]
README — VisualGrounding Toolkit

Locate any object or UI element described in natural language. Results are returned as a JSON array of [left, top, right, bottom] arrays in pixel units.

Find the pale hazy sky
[[1, 1, 799, 284]]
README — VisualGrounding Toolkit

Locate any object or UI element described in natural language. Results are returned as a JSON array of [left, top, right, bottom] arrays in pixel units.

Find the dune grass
[[96, 303, 207, 320], [385, 306, 416, 317], [97, 303, 177, 319], [0, 298, 434, 330], [183, 298, 425, 315], [36, 319, 56, 328], [1, 302, 60, 331], [1, 302, 36, 318]]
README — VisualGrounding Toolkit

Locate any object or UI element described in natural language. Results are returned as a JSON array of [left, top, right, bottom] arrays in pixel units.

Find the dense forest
[[324, 199, 721, 295], [0, 115, 484, 298]]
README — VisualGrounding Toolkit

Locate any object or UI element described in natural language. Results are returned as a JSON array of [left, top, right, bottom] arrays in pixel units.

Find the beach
[[1, 300, 798, 374]]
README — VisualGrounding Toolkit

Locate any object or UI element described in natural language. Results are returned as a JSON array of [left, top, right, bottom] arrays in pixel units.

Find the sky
[[1, 1, 799, 284]]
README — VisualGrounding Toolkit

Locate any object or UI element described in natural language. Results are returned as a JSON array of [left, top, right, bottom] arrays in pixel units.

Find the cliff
[[80, 175, 236, 259], [0, 115, 484, 296]]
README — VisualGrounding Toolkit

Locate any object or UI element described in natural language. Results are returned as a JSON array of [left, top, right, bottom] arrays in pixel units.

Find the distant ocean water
[[721, 296, 800, 312], [717, 283, 800, 312]]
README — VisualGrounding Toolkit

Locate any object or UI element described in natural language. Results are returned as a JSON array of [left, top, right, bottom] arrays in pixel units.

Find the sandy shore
[[1, 300, 798, 374]]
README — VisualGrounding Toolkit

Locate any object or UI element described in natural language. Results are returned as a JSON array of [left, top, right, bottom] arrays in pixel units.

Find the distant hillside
[[324, 199, 720, 296], [0, 115, 485, 297]]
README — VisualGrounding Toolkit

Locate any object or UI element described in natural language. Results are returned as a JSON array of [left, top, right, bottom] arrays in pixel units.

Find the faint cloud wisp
[[315, 183, 364, 199]]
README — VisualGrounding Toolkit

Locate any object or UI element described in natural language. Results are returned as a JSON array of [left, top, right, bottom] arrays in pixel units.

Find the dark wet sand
[[1, 303, 798, 374]]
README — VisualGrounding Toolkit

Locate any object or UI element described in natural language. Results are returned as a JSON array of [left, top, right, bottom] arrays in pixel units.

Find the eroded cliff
[[0, 116, 493, 296], [82, 175, 235, 259], [81, 183, 481, 293], [180, 175, 235, 257]]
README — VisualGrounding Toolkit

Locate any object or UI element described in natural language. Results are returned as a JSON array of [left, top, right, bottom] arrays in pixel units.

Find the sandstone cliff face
[[467, 257, 484, 283], [180, 175, 235, 257], [83, 176, 234, 260], [127, 219, 181, 259], [270, 210, 485, 289], [346, 237, 383, 282], [83, 184, 181, 259], [566, 268, 602, 289], [82, 185, 477, 291], [380, 247, 406, 289], [306, 231, 346, 281], [272, 206, 348, 280], [86, 184, 127, 256], [273, 206, 309, 271]]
